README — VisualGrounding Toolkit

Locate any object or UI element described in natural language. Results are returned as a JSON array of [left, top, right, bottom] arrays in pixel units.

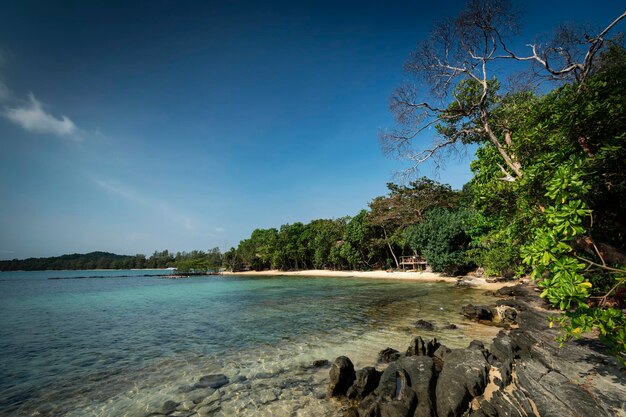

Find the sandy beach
[[222, 269, 514, 291]]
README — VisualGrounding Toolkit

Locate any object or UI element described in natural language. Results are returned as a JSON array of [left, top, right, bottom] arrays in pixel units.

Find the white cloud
[[3, 93, 83, 140]]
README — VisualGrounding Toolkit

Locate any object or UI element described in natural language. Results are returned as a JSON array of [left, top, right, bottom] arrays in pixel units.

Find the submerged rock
[[414, 319, 435, 331], [312, 359, 330, 368], [160, 400, 179, 415], [195, 374, 229, 389]]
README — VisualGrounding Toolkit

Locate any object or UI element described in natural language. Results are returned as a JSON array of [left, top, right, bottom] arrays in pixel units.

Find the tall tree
[[381, 0, 625, 181]]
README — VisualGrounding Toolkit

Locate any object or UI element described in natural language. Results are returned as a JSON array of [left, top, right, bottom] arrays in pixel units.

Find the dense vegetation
[[225, 4, 626, 362], [0, 248, 223, 272]]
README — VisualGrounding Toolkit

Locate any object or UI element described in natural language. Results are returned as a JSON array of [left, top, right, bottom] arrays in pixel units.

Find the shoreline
[[223, 269, 514, 291]]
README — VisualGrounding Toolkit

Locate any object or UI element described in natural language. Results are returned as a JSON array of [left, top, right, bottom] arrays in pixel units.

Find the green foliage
[[405, 208, 475, 274], [466, 46, 626, 362]]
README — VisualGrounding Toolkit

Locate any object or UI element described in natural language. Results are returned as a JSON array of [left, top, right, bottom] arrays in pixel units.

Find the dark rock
[[494, 299, 528, 311], [499, 359, 512, 387], [328, 356, 356, 398], [461, 304, 494, 321], [435, 348, 490, 417], [358, 393, 381, 417], [160, 400, 179, 415], [468, 340, 485, 350], [489, 331, 515, 362], [495, 284, 527, 298], [361, 356, 437, 417], [414, 319, 435, 331], [502, 307, 517, 324], [378, 369, 417, 417], [312, 359, 330, 368], [195, 374, 229, 389], [347, 367, 381, 400], [406, 336, 440, 357], [343, 407, 360, 417], [442, 324, 458, 330], [397, 356, 436, 417], [176, 385, 194, 393], [378, 347, 401, 363]]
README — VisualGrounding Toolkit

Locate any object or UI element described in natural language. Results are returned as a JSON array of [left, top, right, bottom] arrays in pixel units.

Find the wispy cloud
[[94, 178, 202, 234], [3, 93, 83, 140], [95, 179, 150, 206]]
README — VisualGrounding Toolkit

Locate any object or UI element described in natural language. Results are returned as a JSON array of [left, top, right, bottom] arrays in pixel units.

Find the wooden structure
[[400, 255, 428, 271]]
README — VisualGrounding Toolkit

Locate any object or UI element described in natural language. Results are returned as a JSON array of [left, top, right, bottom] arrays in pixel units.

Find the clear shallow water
[[0, 271, 500, 416]]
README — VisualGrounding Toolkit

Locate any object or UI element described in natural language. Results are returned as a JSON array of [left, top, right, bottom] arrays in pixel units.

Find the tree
[[368, 179, 460, 268], [466, 46, 626, 362], [381, 0, 625, 181], [405, 208, 475, 275]]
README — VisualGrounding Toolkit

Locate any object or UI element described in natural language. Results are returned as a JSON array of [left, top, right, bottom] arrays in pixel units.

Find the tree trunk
[[382, 226, 400, 269]]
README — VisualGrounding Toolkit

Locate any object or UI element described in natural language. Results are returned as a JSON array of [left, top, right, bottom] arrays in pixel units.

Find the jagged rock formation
[[329, 284, 626, 417]]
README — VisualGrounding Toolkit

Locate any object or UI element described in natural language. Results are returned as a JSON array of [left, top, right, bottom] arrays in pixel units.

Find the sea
[[0, 270, 501, 416]]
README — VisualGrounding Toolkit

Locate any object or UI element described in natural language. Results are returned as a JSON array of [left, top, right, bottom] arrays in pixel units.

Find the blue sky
[[0, 1, 623, 259]]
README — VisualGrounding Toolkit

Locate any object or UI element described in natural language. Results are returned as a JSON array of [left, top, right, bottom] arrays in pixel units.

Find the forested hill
[[0, 251, 143, 271], [0, 249, 223, 271]]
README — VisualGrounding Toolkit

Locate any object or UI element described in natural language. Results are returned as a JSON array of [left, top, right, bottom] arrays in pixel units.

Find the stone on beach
[[327, 356, 356, 397]]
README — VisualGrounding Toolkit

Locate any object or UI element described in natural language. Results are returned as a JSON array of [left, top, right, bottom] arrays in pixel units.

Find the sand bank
[[222, 269, 513, 291]]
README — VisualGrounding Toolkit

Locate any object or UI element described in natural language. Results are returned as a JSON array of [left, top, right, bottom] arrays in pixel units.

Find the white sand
[[222, 269, 513, 291]]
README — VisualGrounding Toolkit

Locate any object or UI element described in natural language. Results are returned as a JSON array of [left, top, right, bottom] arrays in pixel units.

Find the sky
[[0, 1, 623, 259]]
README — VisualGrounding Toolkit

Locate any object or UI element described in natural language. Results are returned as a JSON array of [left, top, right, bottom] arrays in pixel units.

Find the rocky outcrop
[[328, 356, 356, 397], [435, 348, 489, 417], [347, 367, 382, 400], [329, 283, 626, 417], [415, 319, 436, 330], [378, 347, 401, 363]]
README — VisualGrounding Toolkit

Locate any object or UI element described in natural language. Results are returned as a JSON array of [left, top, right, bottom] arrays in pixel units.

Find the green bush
[[405, 208, 475, 275]]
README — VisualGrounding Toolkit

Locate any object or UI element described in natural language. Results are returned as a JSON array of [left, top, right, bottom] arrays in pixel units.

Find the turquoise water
[[0, 271, 499, 416]]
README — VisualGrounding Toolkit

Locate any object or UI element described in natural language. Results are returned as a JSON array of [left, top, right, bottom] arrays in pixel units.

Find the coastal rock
[[185, 387, 216, 404], [468, 340, 487, 353], [178, 401, 195, 411], [378, 368, 417, 417], [160, 400, 179, 415], [195, 374, 229, 389], [196, 403, 221, 417], [347, 367, 381, 400], [313, 359, 330, 368], [397, 356, 436, 417], [329, 283, 626, 417], [435, 348, 490, 417], [461, 304, 494, 322], [406, 336, 440, 357], [495, 284, 528, 298], [414, 319, 435, 331], [328, 356, 356, 397], [489, 331, 515, 362], [377, 347, 401, 363]]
